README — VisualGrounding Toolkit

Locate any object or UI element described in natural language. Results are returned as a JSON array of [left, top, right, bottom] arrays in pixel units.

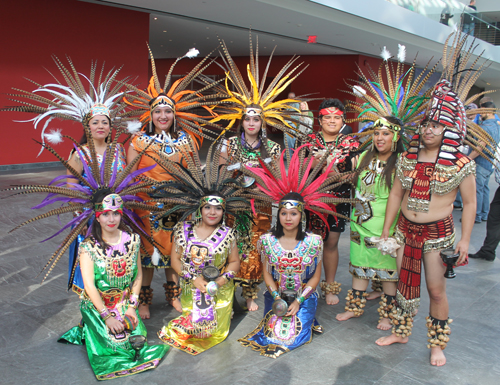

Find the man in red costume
[[375, 79, 476, 367]]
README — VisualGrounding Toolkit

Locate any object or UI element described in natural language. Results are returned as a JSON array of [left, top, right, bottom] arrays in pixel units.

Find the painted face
[[201, 204, 224, 227], [320, 113, 343, 136], [152, 106, 174, 133], [242, 115, 262, 137], [96, 211, 122, 234], [421, 121, 445, 147], [373, 129, 394, 155], [88, 115, 111, 140], [279, 207, 301, 231]]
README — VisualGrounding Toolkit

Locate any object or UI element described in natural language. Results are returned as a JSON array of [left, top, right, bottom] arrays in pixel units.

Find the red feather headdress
[[241, 144, 359, 225]]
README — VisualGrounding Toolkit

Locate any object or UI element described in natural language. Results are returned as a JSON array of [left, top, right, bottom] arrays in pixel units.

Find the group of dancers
[[3, 32, 497, 380]]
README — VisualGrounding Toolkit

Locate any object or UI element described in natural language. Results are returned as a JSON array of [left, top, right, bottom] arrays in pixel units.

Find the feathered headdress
[[211, 33, 311, 139], [1, 56, 130, 153], [345, 44, 439, 151], [146, 135, 250, 224], [411, 32, 497, 165], [2, 133, 161, 283], [122, 45, 224, 143], [240, 144, 360, 227]]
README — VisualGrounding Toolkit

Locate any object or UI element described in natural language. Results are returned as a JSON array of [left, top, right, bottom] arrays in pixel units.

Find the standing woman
[[0, 57, 129, 294], [213, 36, 308, 311], [66, 107, 127, 294], [238, 145, 356, 358], [308, 98, 360, 305], [336, 117, 404, 328], [150, 140, 248, 355], [123, 47, 222, 318]]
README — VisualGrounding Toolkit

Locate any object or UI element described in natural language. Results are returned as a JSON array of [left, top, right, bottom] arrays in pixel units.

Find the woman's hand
[[215, 277, 226, 287], [124, 307, 139, 329], [193, 276, 208, 293], [105, 316, 125, 335], [286, 300, 300, 316]]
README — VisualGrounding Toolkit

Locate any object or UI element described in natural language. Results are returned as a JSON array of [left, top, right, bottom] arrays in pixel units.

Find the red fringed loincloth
[[394, 214, 455, 313]]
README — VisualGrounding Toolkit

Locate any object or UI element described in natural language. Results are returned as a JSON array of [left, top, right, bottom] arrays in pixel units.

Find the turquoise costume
[[239, 233, 323, 358], [59, 231, 168, 380]]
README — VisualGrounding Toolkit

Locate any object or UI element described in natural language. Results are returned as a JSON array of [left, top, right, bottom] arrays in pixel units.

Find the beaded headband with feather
[[240, 144, 360, 226], [1, 56, 130, 154], [122, 45, 225, 144], [344, 44, 438, 152], [211, 33, 312, 141], [146, 135, 250, 225], [2, 131, 162, 284]]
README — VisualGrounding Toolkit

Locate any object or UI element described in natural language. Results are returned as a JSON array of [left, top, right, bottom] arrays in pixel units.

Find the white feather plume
[[353, 85, 366, 98], [44, 129, 63, 144], [151, 247, 161, 266], [397, 44, 406, 63], [380, 46, 391, 61], [185, 48, 200, 59], [126, 120, 142, 134]]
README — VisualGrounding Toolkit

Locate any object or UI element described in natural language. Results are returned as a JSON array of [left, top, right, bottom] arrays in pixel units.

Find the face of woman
[[279, 207, 301, 231], [373, 129, 394, 155], [152, 106, 174, 133], [242, 115, 262, 138], [88, 115, 110, 140], [201, 204, 224, 227], [96, 211, 121, 235], [320, 113, 343, 137]]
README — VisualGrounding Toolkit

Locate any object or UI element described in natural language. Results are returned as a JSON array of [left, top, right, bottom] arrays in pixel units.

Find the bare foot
[[430, 346, 446, 366], [170, 298, 182, 312], [139, 304, 150, 319], [246, 298, 259, 311], [326, 292, 339, 305], [375, 333, 408, 346], [367, 291, 382, 300], [377, 318, 392, 330], [336, 311, 356, 321]]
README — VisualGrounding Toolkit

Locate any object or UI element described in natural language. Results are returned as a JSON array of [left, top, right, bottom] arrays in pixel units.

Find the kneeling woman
[[239, 193, 323, 358], [59, 194, 168, 380], [157, 195, 240, 355], [237, 145, 356, 358]]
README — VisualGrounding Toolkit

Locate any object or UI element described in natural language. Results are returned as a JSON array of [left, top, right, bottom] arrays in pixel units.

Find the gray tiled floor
[[1, 165, 499, 385]]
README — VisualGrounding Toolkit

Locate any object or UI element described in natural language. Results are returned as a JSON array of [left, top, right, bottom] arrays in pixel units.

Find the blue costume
[[238, 233, 323, 358], [68, 144, 127, 293]]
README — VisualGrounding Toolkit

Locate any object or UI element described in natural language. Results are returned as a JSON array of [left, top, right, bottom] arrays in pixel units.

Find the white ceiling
[[86, 0, 500, 89]]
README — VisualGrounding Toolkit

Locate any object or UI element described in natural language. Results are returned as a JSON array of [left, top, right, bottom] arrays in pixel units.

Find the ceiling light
[[154, 17, 157, 20], [163, 30, 167, 33]]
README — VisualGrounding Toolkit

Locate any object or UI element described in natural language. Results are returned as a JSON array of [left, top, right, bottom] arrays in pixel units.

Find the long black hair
[[271, 192, 306, 241], [357, 116, 405, 189]]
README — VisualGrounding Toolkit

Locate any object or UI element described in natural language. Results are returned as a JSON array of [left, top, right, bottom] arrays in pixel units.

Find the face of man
[[288, 92, 296, 99], [420, 121, 445, 149]]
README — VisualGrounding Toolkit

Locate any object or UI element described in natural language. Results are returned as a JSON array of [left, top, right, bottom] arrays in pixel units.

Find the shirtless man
[[375, 79, 476, 367]]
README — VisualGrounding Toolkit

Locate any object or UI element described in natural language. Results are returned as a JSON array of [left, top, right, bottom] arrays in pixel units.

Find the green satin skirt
[[59, 303, 168, 381]]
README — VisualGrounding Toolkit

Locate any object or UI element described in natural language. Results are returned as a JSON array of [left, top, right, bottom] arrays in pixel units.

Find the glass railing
[[388, 0, 500, 45]]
